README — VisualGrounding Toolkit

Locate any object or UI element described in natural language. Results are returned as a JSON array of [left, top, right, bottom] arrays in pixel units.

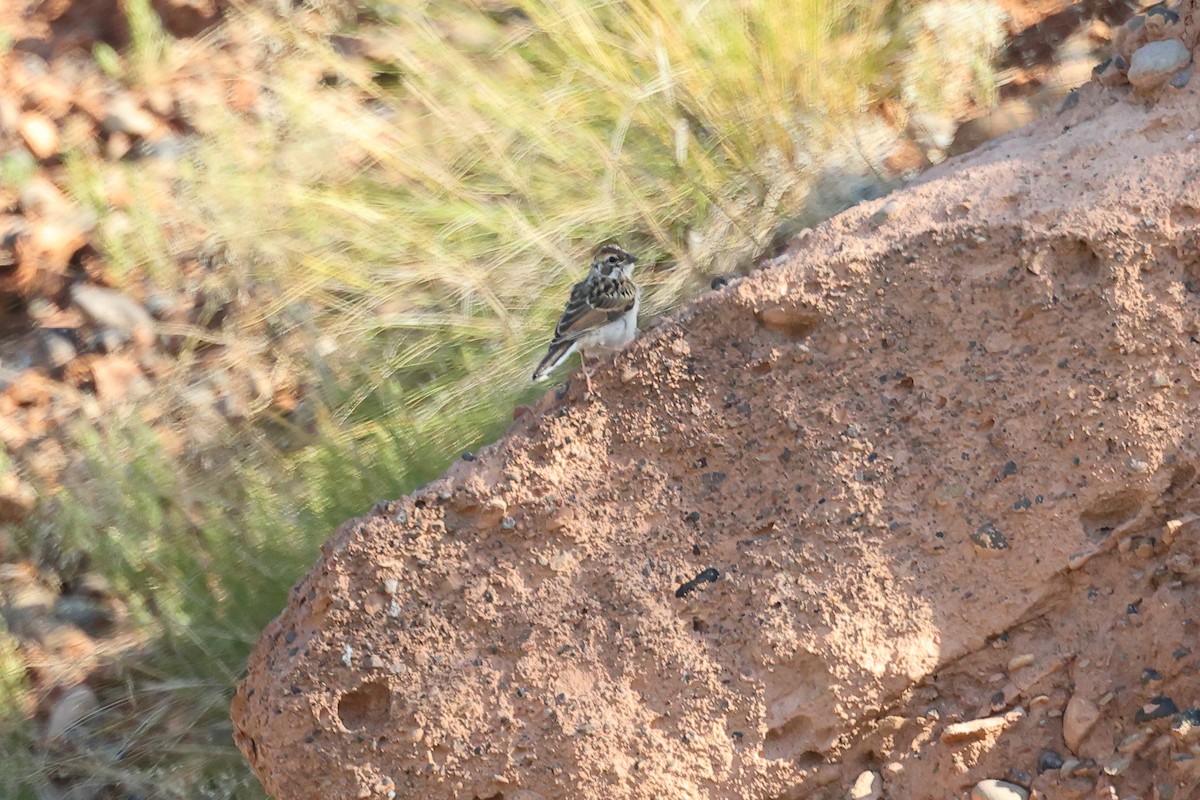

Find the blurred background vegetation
[[0, 0, 1109, 795]]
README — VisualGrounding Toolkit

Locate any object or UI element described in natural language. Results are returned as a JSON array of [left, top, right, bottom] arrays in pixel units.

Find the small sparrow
[[532, 243, 641, 392]]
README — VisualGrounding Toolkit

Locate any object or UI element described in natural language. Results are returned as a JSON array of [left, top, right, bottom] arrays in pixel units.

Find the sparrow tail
[[532, 339, 577, 381]]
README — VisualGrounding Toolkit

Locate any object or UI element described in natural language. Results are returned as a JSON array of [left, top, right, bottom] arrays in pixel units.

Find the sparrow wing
[[552, 276, 637, 343]]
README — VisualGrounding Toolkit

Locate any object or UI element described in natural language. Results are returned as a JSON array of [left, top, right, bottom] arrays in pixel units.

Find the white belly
[[579, 294, 639, 354]]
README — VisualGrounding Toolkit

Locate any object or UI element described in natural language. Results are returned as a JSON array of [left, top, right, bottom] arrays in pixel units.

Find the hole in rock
[[755, 305, 821, 340], [1067, 237, 1101, 270], [761, 652, 837, 761], [1079, 488, 1143, 542], [1166, 463, 1197, 497], [337, 680, 390, 732]]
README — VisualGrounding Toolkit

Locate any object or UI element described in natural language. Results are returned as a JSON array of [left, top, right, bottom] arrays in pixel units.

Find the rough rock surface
[[1127, 38, 1191, 89], [233, 25, 1200, 800]]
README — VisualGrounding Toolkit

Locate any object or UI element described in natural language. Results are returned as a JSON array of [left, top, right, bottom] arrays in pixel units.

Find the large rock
[[233, 75, 1200, 800], [1127, 38, 1191, 89]]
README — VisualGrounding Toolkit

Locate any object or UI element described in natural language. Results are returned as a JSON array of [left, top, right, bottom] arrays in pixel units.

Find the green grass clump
[[0, 626, 36, 800], [1, 0, 1012, 796]]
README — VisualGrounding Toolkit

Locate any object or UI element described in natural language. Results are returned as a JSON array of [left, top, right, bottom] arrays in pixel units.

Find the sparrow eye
[[606, 254, 619, 265]]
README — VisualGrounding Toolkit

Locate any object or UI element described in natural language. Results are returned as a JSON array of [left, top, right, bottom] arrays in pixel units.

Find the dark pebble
[[675, 567, 721, 598], [460, 451, 476, 461], [1007, 768, 1032, 788], [711, 276, 729, 290], [284, 630, 297, 644], [1141, 667, 1163, 685], [1147, 6, 1179, 22], [1173, 647, 1192, 660], [1002, 460, 1017, 477], [1038, 749, 1065, 773], [1172, 708, 1200, 733], [685, 511, 701, 524], [1134, 695, 1179, 723], [970, 522, 1009, 551]]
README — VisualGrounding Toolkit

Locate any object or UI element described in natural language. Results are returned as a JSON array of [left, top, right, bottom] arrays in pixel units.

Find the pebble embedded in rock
[[941, 714, 1008, 743], [1103, 752, 1132, 776], [1127, 39, 1191, 90], [1007, 653, 1034, 671], [1135, 695, 1179, 723], [848, 769, 882, 800], [971, 522, 1009, 551], [1117, 728, 1151, 753], [1171, 708, 1200, 741], [1169, 65, 1193, 89], [1006, 768, 1032, 789], [674, 566, 720, 598], [1063, 696, 1100, 753], [1094, 57, 1127, 88], [1144, 6, 1181, 40], [971, 779, 1029, 800]]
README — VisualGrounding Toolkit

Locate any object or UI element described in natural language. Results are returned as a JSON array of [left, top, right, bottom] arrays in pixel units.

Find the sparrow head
[[591, 243, 637, 278]]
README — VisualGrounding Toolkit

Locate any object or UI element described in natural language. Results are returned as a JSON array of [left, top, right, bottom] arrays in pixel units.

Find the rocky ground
[[234, 3, 1200, 799]]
